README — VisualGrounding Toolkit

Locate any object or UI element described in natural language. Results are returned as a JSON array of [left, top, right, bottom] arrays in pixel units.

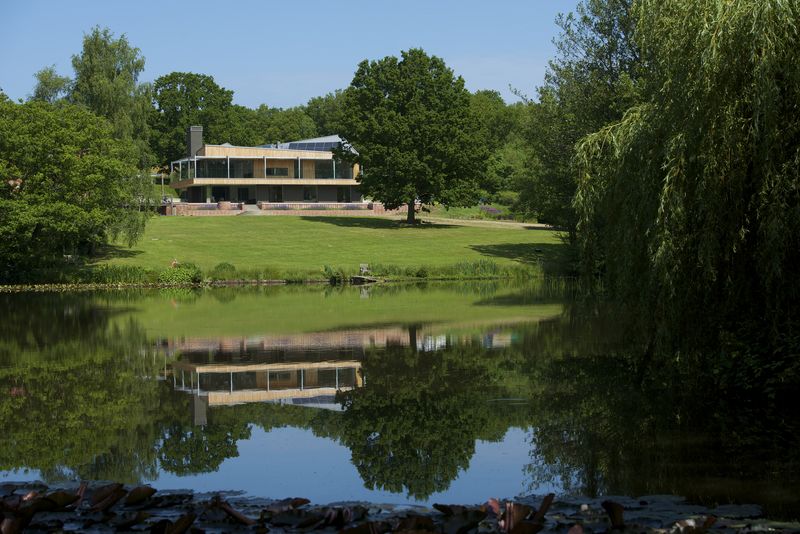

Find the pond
[[1, 282, 798, 518]]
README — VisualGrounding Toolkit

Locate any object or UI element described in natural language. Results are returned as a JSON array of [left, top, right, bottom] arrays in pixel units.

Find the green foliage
[[337, 49, 488, 223], [494, 190, 519, 207], [252, 105, 317, 145], [157, 263, 203, 285], [30, 65, 71, 104], [0, 99, 152, 283], [517, 0, 640, 231], [208, 262, 238, 281], [70, 27, 153, 168], [150, 72, 235, 164], [325, 342, 530, 499], [149, 72, 318, 165], [322, 265, 349, 285], [88, 265, 154, 284], [305, 90, 346, 135], [574, 0, 800, 347]]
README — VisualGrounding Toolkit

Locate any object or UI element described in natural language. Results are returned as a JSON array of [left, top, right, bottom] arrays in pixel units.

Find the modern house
[[170, 126, 361, 205]]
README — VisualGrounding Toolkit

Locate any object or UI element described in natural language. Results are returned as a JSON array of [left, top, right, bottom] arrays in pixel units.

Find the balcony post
[[332, 158, 336, 179], [227, 156, 230, 179]]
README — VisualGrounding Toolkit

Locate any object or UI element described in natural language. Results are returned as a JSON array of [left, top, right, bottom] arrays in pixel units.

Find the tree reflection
[[518, 303, 800, 518], [325, 338, 529, 499]]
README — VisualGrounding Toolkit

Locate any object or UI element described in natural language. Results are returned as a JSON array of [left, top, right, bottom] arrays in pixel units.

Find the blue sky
[[1, 1, 579, 109]]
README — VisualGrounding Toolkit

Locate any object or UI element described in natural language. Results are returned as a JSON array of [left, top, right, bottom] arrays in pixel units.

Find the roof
[[276, 135, 344, 151]]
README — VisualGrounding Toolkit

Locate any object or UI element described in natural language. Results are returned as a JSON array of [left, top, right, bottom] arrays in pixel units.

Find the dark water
[[1, 283, 798, 517]]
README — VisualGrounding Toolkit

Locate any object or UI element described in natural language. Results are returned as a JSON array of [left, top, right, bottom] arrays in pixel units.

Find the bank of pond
[[1, 282, 798, 520]]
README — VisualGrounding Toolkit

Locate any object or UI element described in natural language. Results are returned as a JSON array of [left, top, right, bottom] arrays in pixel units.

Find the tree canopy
[[0, 97, 153, 282], [574, 0, 800, 347], [516, 0, 640, 230], [70, 26, 154, 168], [30, 65, 71, 104], [150, 72, 236, 164], [337, 49, 487, 223]]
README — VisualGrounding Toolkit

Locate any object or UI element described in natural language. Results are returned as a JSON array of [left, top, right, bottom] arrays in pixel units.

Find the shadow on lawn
[[299, 216, 456, 230], [93, 244, 144, 261], [470, 242, 576, 275]]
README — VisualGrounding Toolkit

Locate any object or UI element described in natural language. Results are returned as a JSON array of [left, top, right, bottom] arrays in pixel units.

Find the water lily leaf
[[90, 483, 124, 506], [510, 521, 543, 534], [168, 512, 196, 534], [530, 493, 555, 524], [567, 524, 584, 534], [503, 502, 533, 532], [124, 486, 157, 505], [441, 509, 487, 534], [220, 500, 257, 526], [268, 508, 321, 528], [601, 500, 625, 529], [45, 491, 79, 510], [0, 516, 24, 534], [339, 520, 391, 534], [396, 514, 436, 532], [89, 487, 126, 513], [433, 504, 471, 516], [263, 497, 311, 514], [110, 510, 149, 529]]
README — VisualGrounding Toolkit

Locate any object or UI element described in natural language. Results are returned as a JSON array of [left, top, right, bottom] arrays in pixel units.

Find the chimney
[[187, 125, 203, 157]]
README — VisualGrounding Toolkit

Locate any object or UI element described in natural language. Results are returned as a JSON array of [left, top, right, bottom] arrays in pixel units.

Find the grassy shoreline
[[0, 260, 542, 292], [4, 216, 572, 287]]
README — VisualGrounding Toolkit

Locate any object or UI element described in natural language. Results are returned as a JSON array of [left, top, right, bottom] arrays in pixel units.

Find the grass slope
[[99, 216, 566, 275]]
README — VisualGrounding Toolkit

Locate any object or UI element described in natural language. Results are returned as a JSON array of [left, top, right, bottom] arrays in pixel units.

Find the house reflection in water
[[162, 324, 518, 424], [163, 327, 407, 425]]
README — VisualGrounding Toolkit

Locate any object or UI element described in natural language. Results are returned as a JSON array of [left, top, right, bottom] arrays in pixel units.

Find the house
[[169, 126, 362, 205]]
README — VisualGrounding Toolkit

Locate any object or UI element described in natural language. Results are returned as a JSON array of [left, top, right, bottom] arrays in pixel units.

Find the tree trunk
[[406, 201, 416, 224]]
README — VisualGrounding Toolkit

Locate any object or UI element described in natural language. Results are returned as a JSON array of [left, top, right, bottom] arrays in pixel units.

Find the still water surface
[[1, 283, 798, 516]]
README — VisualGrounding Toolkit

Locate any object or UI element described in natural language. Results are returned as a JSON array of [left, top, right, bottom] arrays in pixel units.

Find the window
[[303, 186, 317, 201], [230, 159, 254, 178], [315, 160, 333, 178], [266, 167, 289, 176], [269, 187, 282, 202], [334, 159, 353, 179], [337, 186, 351, 202], [195, 159, 227, 178]]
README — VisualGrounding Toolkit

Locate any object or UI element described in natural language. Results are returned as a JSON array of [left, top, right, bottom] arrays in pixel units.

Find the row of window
[[208, 186, 353, 203], [181, 159, 353, 179]]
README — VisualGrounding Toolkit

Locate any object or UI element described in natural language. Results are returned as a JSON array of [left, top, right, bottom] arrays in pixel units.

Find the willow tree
[[575, 0, 800, 347]]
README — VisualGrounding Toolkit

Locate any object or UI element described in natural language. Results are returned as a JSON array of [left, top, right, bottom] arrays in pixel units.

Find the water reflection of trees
[[518, 302, 800, 518], [0, 292, 183, 483], [315, 341, 530, 499]]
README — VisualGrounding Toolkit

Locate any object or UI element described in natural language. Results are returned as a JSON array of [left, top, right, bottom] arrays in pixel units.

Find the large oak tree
[[337, 49, 487, 224]]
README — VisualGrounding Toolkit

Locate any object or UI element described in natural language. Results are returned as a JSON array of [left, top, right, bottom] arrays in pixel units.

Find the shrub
[[209, 262, 237, 281], [323, 265, 348, 285], [494, 190, 519, 206], [158, 262, 202, 284], [89, 265, 153, 284]]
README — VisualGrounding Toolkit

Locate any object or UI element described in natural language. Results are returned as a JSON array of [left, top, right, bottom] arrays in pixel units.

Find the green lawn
[[99, 215, 567, 275]]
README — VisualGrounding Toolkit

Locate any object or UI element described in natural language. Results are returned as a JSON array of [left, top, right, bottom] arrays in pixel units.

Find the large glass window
[[303, 186, 317, 201], [230, 159, 254, 178], [315, 160, 333, 178], [337, 186, 351, 202], [196, 159, 227, 178], [334, 159, 353, 179], [266, 167, 289, 176], [269, 186, 282, 202]]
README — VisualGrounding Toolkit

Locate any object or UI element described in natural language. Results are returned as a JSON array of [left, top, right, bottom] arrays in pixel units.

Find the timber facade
[[170, 126, 362, 205]]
